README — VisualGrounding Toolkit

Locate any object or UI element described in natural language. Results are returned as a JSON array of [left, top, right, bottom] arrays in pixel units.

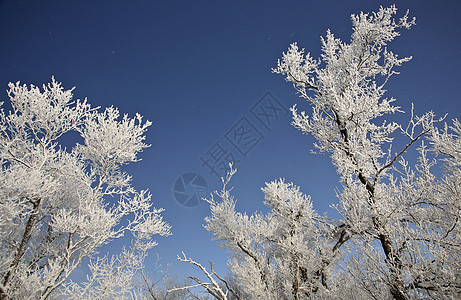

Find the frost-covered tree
[[201, 166, 331, 299], [0, 78, 171, 299], [185, 5, 461, 300]]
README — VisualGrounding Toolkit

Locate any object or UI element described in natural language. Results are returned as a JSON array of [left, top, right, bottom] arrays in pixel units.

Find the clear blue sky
[[1, 0, 460, 282]]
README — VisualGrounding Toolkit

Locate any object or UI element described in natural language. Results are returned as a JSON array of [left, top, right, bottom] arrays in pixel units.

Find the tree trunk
[[378, 233, 408, 300], [1, 198, 41, 300]]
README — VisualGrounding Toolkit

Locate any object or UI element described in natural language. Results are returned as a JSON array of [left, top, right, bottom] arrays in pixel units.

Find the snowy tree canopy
[[0, 78, 171, 299], [183, 6, 461, 300]]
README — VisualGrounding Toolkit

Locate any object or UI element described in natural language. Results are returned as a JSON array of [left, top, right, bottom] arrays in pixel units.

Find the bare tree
[[136, 254, 195, 300], [171, 252, 242, 300]]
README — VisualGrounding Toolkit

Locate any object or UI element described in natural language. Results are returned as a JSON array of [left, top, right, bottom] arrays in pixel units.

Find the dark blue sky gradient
[[1, 0, 460, 280]]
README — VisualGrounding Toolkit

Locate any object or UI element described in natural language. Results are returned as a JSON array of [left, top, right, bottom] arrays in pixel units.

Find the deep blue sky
[[1, 0, 460, 282]]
